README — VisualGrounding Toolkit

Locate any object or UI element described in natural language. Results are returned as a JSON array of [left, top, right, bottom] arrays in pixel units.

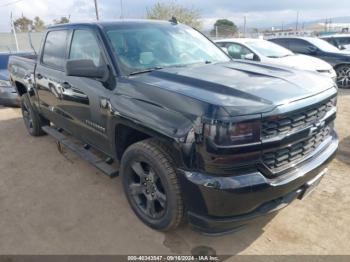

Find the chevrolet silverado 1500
[[8, 20, 338, 234]]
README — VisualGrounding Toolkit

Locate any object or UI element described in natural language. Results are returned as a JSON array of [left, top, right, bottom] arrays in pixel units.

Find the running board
[[42, 126, 119, 178]]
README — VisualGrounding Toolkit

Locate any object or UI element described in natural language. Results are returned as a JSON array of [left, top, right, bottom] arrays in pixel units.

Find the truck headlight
[[0, 80, 11, 87], [203, 120, 261, 146]]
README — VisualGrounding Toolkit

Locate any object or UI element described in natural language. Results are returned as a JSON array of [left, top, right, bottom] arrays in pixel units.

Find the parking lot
[[0, 89, 349, 255]]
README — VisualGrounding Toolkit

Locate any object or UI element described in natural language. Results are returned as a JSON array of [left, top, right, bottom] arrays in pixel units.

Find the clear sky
[[1, 0, 350, 32]]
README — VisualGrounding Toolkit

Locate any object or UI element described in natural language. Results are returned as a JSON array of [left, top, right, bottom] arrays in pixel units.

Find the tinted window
[[269, 38, 290, 49], [42, 30, 68, 69], [287, 39, 311, 53], [69, 30, 103, 66], [332, 37, 350, 47], [215, 42, 227, 47]]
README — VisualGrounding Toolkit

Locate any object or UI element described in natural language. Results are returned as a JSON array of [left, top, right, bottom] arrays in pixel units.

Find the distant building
[[263, 28, 313, 39], [307, 22, 350, 35]]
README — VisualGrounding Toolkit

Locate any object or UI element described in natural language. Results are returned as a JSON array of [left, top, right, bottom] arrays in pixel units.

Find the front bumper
[[0, 86, 20, 107], [178, 132, 338, 235]]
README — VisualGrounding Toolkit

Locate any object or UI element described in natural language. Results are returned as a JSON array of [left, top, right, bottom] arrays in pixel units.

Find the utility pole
[[295, 11, 299, 31], [93, 0, 99, 20], [243, 16, 247, 37], [120, 0, 124, 19], [10, 12, 19, 52]]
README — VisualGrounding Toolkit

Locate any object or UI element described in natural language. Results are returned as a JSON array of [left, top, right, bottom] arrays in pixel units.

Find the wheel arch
[[334, 63, 350, 70], [111, 118, 190, 170]]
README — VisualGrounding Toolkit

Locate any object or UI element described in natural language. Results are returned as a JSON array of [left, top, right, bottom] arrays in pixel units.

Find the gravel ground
[[0, 89, 349, 256]]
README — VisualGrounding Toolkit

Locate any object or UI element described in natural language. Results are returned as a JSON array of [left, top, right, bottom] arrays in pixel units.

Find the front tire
[[120, 139, 184, 231], [20, 93, 48, 136], [336, 65, 350, 89]]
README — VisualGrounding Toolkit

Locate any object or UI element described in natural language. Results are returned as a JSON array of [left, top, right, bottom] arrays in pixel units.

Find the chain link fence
[[0, 32, 44, 53]]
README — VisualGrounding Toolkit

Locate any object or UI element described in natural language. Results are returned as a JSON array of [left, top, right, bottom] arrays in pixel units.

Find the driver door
[[59, 28, 114, 154]]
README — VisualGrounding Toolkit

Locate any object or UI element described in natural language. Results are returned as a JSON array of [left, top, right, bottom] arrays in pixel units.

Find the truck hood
[[133, 61, 335, 116], [263, 54, 333, 72]]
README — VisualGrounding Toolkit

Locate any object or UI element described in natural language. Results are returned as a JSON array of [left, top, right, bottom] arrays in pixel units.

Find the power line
[[0, 0, 24, 7]]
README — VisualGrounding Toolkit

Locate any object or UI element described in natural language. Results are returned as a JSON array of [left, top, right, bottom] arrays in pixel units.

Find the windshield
[[306, 38, 341, 53], [105, 23, 230, 74], [246, 40, 293, 58]]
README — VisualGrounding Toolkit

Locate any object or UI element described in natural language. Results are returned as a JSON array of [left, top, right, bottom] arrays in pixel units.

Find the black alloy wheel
[[21, 97, 34, 133], [128, 161, 167, 219], [120, 139, 184, 231], [336, 65, 350, 88], [20, 93, 48, 136]]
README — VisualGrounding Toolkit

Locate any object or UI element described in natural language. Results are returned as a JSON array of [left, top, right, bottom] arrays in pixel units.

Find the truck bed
[[8, 54, 37, 84]]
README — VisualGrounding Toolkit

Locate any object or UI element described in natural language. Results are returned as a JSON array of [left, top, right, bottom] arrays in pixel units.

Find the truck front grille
[[262, 124, 332, 172], [262, 97, 335, 139]]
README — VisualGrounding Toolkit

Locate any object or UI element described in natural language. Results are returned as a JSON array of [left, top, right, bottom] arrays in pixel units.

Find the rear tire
[[336, 65, 350, 89], [120, 139, 184, 231], [20, 93, 48, 136]]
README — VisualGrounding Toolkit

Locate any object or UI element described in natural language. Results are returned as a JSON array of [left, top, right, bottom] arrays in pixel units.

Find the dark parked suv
[[321, 34, 350, 51], [9, 21, 338, 234], [269, 37, 350, 88]]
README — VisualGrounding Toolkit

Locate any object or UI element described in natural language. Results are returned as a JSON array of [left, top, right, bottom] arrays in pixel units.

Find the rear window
[[42, 30, 68, 69]]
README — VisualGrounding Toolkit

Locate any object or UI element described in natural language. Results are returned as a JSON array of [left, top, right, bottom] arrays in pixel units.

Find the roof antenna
[[169, 16, 178, 24], [28, 26, 37, 56]]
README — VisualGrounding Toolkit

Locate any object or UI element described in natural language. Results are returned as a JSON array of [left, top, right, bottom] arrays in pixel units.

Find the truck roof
[[48, 19, 175, 30]]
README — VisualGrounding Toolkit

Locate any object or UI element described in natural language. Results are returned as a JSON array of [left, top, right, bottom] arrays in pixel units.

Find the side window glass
[[227, 43, 251, 59], [42, 30, 68, 69], [289, 39, 309, 53], [215, 42, 226, 48], [271, 39, 289, 49], [69, 30, 103, 66]]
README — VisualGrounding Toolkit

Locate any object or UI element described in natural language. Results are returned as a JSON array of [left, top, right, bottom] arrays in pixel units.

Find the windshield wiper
[[129, 67, 164, 76]]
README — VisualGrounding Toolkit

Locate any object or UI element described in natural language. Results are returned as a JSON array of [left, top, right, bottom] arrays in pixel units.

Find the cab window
[[69, 30, 103, 66], [42, 30, 68, 69]]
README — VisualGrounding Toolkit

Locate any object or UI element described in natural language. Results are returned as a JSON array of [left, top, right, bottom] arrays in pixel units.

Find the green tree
[[211, 19, 238, 37], [33, 16, 46, 32], [53, 16, 70, 25], [13, 16, 33, 32], [146, 1, 202, 29]]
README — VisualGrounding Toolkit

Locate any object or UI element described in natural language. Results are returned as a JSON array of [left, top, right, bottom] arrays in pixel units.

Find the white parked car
[[215, 38, 337, 81]]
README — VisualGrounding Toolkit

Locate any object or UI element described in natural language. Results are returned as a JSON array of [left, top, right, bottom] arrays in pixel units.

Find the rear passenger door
[[36, 29, 70, 129]]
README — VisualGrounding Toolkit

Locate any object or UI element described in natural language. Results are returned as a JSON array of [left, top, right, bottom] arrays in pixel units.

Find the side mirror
[[339, 45, 346, 50], [243, 53, 255, 60], [66, 59, 107, 79]]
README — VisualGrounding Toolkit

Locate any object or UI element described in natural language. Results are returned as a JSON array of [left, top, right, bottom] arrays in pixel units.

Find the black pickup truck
[[8, 20, 338, 234]]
